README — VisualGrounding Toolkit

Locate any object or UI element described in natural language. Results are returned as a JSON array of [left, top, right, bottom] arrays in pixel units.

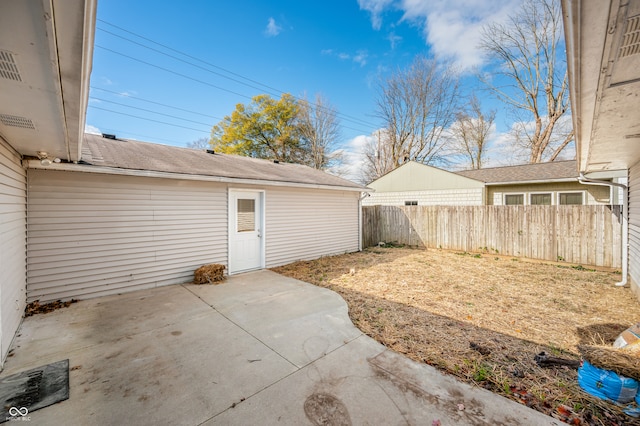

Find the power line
[[95, 45, 254, 101], [95, 45, 372, 134], [89, 128, 196, 146], [90, 86, 222, 120], [96, 19, 379, 130], [93, 46, 371, 136], [89, 105, 211, 134], [90, 97, 215, 127]]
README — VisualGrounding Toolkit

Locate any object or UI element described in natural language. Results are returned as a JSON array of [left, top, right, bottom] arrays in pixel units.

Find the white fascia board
[[25, 160, 370, 193]]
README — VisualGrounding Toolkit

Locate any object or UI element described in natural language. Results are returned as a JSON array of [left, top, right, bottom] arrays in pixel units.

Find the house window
[[237, 199, 255, 232], [558, 192, 584, 205], [404, 201, 418, 206], [530, 193, 552, 205], [504, 194, 524, 205]]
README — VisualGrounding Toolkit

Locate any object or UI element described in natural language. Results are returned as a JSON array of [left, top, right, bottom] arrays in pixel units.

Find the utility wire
[[90, 97, 216, 127], [95, 45, 253, 101], [90, 128, 196, 146], [91, 48, 368, 135], [89, 105, 211, 134], [96, 19, 379, 130], [90, 86, 222, 120]]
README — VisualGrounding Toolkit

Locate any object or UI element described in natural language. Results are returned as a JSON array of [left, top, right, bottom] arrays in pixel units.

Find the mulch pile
[[25, 299, 77, 317], [579, 344, 640, 381], [194, 263, 226, 284]]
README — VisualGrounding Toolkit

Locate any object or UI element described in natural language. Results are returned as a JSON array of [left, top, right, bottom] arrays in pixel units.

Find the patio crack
[[181, 284, 299, 369]]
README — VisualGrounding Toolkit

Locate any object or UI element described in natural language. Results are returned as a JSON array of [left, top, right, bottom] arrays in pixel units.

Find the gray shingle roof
[[81, 133, 365, 190], [455, 160, 577, 184]]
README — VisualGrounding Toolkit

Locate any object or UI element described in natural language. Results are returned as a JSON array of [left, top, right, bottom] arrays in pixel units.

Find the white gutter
[[484, 178, 577, 186], [358, 192, 371, 251], [24, 160, 370, 193], [578, 172, 628, 286]]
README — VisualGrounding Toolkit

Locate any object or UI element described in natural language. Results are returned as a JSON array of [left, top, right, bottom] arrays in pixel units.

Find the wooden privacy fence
[[362, 205, 623, 268]]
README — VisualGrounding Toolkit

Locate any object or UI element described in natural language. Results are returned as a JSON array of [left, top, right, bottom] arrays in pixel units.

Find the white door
[[229, 190, 264, 274]]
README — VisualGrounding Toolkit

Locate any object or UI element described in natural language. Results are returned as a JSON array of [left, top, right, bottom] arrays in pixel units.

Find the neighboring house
[[562, 0, 640, 298], [0, 1, 365, 366], [362, 161, 485, 206], [457, 160, 615, 206], [363, 160, 613, 206]]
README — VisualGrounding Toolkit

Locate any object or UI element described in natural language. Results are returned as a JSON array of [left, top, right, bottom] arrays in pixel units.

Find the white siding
[[362, 189, 483, 206], [265, 187, 360, 267], [490, 183, 609, 206], [0, 138, 26, 364], [27, 170, 227, 302], [629, 161, 640, 297]]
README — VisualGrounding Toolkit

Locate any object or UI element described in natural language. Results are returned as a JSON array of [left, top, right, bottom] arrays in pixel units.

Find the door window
[[237, 199, 255, 232]]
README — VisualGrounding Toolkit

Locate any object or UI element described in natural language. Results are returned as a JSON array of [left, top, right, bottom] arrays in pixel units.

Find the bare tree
[[360, 129, 397, 184], [186, 137, 210, 150], [362, 56, 460, 182], [297, 94, 343, 171], [479, 0, 573, 163], [450, 95, 496, 169]]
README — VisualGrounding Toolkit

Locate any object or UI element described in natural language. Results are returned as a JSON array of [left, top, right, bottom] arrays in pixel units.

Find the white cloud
[[85, 124, 101, 135], [358, 0, 395, 30], [322, 49, 370, 67], [265, 17, 282, 37], [388, 32, 402, 50], [353, 50, 369, 67], [339, 133, 377, 182], [360, 0, 520, 71]]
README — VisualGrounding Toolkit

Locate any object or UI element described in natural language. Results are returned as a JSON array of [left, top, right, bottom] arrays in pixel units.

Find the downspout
[[359, 192, 371, 251], [578, 173, 628, 286]]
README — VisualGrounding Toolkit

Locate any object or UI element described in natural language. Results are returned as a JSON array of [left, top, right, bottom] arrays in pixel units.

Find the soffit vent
[[0, 50, 22, 82], [620, 15, 640, 58], [0, 114, 35, 130]]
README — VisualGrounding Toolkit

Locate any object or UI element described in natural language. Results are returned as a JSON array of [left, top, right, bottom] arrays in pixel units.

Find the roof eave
[[484, 178, 578, 186], [25, 160, 371, 192]]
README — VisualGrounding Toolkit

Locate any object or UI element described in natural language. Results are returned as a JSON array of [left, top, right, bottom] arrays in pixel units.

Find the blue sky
[[86, 0, 559, 178]]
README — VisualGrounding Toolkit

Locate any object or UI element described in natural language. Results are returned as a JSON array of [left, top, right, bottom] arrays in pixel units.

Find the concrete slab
[[0, 270, 560, 425], [206, 335, 560, 426], [8, 309, 297, 425], [187, 271, 362, 368], [6, 285, 210, 372]]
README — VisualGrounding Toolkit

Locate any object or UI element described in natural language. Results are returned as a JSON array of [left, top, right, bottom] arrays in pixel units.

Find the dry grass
[[272, 247, 640, 425]]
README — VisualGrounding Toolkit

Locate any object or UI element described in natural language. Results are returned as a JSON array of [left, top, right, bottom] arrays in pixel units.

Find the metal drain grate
[[620, 15, 640, 58], [0, 50, 22, 82], [0, 114, 35, 130], [0, 359, 69, 422]]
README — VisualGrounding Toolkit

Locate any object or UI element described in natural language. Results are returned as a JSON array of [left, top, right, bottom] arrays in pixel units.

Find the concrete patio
[[1, 271, 559, 425]]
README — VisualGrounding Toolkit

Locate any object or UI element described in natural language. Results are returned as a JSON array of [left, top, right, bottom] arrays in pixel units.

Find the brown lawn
[[272, 246, 640, 425]]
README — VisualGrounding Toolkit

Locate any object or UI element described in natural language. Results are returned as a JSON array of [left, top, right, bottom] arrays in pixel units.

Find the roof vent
[[620, 15, 640, 58], [102, 133, 116, 140], [0, 50, 22, 82], [206, 149, 215, 154], [0, 114, 35, 129]]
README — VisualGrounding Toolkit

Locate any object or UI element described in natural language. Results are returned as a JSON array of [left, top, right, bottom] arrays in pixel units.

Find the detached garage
[[26, 133, 366, 303]]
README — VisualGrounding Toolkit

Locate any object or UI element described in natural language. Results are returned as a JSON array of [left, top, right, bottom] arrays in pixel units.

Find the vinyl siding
[[489, 182, 610, 205], [265, 187, 359, 267], [629, 162, 640, 297], [362, 188, 483, 206], [27, 170, 227, 302], [0, 138, 26, 364], [369, 161, 484, 192]]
